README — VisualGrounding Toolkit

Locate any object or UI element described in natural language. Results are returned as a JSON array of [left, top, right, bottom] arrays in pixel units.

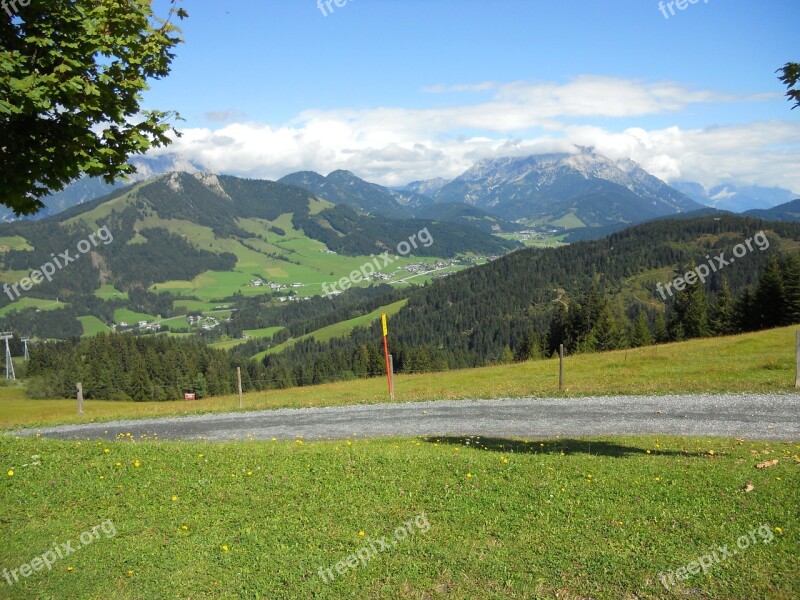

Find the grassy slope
[[1, 326, 798, 430], [256, 299, 408, 359], [78, 316, 111, 337], [0, 298, 67, 317], [0, 434, 796, 599]]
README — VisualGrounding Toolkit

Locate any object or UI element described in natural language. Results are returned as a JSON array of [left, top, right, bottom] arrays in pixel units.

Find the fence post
[[389, 354, 395, 401], [237, 367, 243, 408], [795, 331, 800, 388], [77, 382, 84, 416], [559, 344, 564, 392]]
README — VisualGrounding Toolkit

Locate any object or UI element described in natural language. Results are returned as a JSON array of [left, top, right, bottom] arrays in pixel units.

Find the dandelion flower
[[127, 570, 133, 575], [134, 460, 141, 468], [67, 566, 74, 572], [6, 470, 12, 477], [246, 471, 252, 476], [198, 454, 204, 458], [358, 531, 365, 537], [171, 496, 178, 502], [115, 462, 121, 467], [775, 527, 783, 534], [103, 448, 110, 454], [646, 450, 651, 454], [466, 473, 473, 478], [221, 545, 229, 552], [181, 525, 188, 531]]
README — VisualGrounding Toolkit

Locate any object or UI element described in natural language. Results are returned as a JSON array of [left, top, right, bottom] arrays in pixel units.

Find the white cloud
[[155, 77, 800, 193]]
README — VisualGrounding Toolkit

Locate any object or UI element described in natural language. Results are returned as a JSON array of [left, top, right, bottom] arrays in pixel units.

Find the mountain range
[[13, 149, 800, 231], [672, 182, 799, 213]]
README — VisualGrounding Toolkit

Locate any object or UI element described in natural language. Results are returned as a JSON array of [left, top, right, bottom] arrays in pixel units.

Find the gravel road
[[13, 393, 800, 442]]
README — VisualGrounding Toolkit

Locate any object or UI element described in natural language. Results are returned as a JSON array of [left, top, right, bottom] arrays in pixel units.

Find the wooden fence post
[[795, 331, 800, 388], [237, 367, 243, 408], [77, 382, 84, 416], [388, 354, 395, 400], [559, 344, 564, 392]]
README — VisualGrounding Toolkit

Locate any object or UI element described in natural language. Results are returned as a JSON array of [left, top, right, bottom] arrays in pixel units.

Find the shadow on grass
[[424, 436, 689, 458]]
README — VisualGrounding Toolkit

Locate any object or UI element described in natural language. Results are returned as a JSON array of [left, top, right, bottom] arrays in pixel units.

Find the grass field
[[0, 297, 67, 317], [112, 309, 158, 326], [1, 328, 797, 598], [0, 434, 796, 599], [0, 235, 33, 253], [1, 326, 798, 430], [77, 316, 111, 337], [94, 284, 128, 300]]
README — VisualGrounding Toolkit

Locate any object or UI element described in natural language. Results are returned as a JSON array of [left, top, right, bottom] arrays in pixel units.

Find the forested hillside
[[247, 214, 800, 385]]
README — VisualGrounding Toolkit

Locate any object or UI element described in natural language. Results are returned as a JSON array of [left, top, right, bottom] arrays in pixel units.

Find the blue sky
[[142, 0, 800, 192]]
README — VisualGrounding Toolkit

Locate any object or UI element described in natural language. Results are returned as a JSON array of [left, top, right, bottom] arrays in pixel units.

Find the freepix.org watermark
[[3, 226, 113, 301], [322, 227, 433, 298], [658, 523, 775, 590], [658, 0, 709, 20], [317, 0, 354, 18], [1, 0, 28, 18], [3, 519, 117, 587], [317, 513, 430, 583], [656, 231, 769, 300]]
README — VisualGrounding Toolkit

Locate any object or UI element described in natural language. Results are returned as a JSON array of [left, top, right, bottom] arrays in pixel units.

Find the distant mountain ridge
[[672, 182, 799, 213], [278, 170, 424, 219], [18, 150, 796, 227], [430, 148, 702, 225], [744, 198, 800, 222]]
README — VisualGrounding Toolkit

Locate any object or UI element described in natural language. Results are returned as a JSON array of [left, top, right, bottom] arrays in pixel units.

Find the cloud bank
[[153, 76, 800, 193]]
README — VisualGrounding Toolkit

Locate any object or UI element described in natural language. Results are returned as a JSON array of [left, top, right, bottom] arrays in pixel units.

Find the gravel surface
[[12, 393, 800, 442]]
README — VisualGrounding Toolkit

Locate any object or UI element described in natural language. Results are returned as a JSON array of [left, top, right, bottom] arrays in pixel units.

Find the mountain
[[744, 198, 800, 222], [0, 172, 518, 339], [278, 170, 417, 219], [294, 203, 520, 257], [672, 182, 799, 213], [432, 148, 702, 225], [0, 153, 205, 223], [405, 178, 451, 196], [414, 202, 522, 233]]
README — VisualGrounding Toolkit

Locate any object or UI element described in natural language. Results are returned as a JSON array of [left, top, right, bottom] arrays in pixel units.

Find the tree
[[754, 255, 785, 329], [630, 312, 653, 348], [778, 62, 800, 109], [781, 254, 800, 325], [1, 0, 187, 215], [709, 280, 735, 335], [653, 313, 669, 344], [669, 278, 710, 340]]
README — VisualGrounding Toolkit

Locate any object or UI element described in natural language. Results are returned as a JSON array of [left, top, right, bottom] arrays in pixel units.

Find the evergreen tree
[[709, 280, 735, 335], [590, 303, 628, 351], [754, 255, 786, 329], [781, 254, 800, 325], [734, 288, 757, 332], [631, 312, 653, 347], [653, 313, 669, 343], [669, 277, 710, 339]]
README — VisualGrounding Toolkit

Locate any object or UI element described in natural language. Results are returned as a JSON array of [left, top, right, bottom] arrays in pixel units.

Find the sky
[[141, 0, 800, 193]]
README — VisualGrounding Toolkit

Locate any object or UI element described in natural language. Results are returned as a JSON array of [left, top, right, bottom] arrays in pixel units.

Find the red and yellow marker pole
[[381, 313, 393, 399]]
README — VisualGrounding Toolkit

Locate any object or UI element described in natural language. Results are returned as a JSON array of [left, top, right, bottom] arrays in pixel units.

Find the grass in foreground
[[1, 325, 798, 430], [0, 435, 797, 599]]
